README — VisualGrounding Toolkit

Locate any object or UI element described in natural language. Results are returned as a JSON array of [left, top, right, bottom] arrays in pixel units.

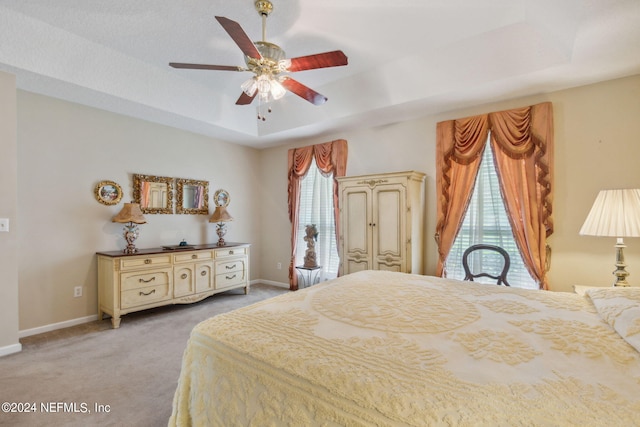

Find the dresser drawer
[[174, 251, 213, 263], [120, 255, 172, 270], [215, 269, 246, 289], [121, 268, 172, 291], [215, 247, 247, 258], [121, 283, 172, 309], [217, 259, 245, 274]]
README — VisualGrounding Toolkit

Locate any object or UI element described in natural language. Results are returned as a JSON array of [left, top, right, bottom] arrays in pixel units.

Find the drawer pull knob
[[144, 259, 152, 264], [225, 274, 237, 280], [226, 264, 236, 270], [192, 254, 197, 259], [229, 250, 234, 255], [139, 289, 156, 296], [200, 271, 207, 276], [181, 273, 188, 280], [139, 277, 156, 283]]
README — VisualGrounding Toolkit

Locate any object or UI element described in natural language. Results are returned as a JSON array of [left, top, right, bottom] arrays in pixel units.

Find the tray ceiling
[[1, 0, 639, 148]]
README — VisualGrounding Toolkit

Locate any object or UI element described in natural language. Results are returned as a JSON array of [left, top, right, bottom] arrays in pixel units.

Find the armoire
[[337, 171, 426, 276]]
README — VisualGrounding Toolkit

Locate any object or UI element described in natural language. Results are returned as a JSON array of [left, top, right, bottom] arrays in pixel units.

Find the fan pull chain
[[256, 98, 273, 121]]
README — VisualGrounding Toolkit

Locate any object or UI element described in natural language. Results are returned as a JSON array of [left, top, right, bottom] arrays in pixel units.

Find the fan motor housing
[[245, 41, 286, 74]]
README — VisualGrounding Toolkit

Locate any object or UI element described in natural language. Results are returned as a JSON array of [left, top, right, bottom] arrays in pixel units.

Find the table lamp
[[209, 206, 233, 246], [579, 189, 640, 286], [112, 203, 147, 253]]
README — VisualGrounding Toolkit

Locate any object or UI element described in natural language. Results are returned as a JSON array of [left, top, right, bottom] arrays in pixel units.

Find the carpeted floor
[[0, 283, 288, 427]]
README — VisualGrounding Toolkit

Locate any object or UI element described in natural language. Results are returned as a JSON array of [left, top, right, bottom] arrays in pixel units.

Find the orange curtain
[[435, 102, 553, 289], [287, 139, 348, 290]]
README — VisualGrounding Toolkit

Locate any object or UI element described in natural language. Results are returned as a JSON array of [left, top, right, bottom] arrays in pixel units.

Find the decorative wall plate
[[214, 189, 230, 207], [95, 180, 123, 205]]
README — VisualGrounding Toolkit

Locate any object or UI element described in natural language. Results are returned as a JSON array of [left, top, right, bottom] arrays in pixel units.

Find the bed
[[169, 270, 640, 426]]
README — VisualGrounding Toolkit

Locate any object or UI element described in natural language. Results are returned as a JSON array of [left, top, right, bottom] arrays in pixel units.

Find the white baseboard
[[0, 342, 22, 357], [17, 281, 285, 339], [19, 314, 98, 338], [252, 279, 289, 289]]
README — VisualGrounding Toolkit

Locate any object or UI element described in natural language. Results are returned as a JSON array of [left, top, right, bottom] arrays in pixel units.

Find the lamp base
[[612, 238, 630, 287], [216, 222, 227, 247], [122, 222, 140, 254]]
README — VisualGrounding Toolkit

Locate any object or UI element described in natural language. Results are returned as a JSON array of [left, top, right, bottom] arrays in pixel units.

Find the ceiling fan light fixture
[[256, 74, 272, 95], [270, 79, 286, 100], [241, 77, 258, 97]]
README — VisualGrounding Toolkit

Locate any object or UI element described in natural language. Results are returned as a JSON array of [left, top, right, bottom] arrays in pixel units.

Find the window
[[445, 135, 537, 289], [295, 158, 340, 281]]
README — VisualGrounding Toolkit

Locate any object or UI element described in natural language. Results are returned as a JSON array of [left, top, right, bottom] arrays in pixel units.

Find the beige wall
[[0, 71, 20, 355], [16, 92, 262, 332], [259, 74, 640, 292]]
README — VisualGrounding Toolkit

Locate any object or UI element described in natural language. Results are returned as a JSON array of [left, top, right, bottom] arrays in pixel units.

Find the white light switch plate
[[0, 218, 9, 232]]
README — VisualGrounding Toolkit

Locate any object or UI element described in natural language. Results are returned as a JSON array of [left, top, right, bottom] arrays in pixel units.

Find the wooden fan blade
[[236, 91, 257, 105], [280, 77, 327, 105], [215, 16, 262, 60], [169, 63, 243, 71], [286, 50, 348, 72]]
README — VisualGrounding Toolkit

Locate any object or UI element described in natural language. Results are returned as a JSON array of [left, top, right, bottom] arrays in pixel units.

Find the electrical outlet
[[276, 262, 282, 270], [74, 286, 83, 298]]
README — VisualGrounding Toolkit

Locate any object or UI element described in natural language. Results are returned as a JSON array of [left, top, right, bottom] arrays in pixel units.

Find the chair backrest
[[462, 244, 511, 286]]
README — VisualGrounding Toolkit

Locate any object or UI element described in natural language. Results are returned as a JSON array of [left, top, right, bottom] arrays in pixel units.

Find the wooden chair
[[462, 244, 511, 286]]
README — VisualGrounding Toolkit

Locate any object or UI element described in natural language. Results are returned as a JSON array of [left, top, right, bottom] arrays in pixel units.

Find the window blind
[[446, 135, 537, 289], [296, 158, 340, 281]]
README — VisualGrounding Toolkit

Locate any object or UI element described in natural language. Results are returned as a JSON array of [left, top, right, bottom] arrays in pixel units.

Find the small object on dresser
[[162, 244, 195, 251]]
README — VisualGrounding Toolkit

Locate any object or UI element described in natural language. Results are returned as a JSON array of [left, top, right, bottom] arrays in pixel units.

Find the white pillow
[[587, 287, 640, 353]]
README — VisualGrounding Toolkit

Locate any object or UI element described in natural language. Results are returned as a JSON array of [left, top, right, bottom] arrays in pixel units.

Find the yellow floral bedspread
[[169, 271, 640, 426]]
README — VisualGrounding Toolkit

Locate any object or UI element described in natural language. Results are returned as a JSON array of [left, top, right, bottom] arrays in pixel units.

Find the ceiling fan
[[169, 0, 348, 120]]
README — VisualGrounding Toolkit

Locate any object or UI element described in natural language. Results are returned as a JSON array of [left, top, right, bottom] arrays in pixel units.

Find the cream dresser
[[337, 171, 425, 276], [97, 243, 250, 328]]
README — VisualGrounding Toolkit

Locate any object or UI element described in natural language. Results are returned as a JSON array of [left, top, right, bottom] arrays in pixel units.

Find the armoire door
[[341, 185, 372, 274], [372, 183, 406, 272]]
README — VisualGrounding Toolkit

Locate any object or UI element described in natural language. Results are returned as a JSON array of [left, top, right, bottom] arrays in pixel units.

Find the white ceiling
[[1, 0, 639, 148]]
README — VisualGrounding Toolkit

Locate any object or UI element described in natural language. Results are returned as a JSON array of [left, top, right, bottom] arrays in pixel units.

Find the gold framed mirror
[[176, 178, 209, 215], [132, 174, 174, 214]]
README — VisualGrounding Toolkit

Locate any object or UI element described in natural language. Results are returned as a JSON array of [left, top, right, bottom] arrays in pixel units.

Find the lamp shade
[[209, 206, 233, 223], [112, 203, 147, 224], [579, 189, 640, 237]]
